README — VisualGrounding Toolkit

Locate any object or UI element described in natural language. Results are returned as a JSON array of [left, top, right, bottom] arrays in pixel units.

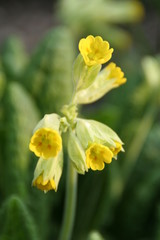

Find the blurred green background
[[0, 0, 160, 239]]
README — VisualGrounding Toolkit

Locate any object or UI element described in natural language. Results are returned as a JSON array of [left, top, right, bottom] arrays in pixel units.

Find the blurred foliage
[[58, 0, 145, 50], [0, 196, 38, 240], [0, 0, 160, 240], [21, 27, 75, 114]]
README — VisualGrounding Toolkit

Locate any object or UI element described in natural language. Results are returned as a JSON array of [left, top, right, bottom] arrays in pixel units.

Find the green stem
[[59, 158, 78, 240]]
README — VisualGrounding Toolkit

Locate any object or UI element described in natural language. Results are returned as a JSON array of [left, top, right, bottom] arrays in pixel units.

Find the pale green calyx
[[32, 150, 63, 192], [68, 130, 88, 174], [75, 118, 124, 152], [73, 54, 101, 93], [73, 63, 126, 104], [33, 113, 61, 133]]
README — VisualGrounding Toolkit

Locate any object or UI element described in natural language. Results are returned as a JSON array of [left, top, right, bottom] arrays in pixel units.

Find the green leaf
[[0, 196, 39, 240]]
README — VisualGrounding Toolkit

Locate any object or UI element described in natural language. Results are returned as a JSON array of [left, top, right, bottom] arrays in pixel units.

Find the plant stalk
[[59, 158, 77, 240]]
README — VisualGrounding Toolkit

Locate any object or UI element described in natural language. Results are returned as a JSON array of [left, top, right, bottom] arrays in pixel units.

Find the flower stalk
[[59, 158, 78, 240]]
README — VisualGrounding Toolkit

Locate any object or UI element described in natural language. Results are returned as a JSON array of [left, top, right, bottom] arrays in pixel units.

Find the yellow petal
[[79, 35, 113, 66], [29, 128, 62, 159]]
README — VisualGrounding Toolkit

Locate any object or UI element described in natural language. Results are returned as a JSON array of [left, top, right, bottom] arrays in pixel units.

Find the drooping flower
[[33, 174, 56, 191], [32, 152, 63, 192], [79, 35, 113, 66], [86, 143, 113, 171], [29, 128, 62, 159], [105, 62, 127, 86]]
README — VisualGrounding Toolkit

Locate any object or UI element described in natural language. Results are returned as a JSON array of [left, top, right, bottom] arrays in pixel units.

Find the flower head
[[86, 143, 113, 171], [106, 62, 126, 86], [29, 128, 62, 159], [33, 174, 56, 192], [79, 35, 113, 66]]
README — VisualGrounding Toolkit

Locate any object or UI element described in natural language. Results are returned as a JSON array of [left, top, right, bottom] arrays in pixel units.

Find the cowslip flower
[[105, 62, 127, 86], [79, 35, 113, 66], [32, 152, 63, 192], [33, 174, 56, 191], [29, 128, 62, 159], [29, 114, 63, 192], [67, 118, 124, 172], [86, 143, 113, 171]]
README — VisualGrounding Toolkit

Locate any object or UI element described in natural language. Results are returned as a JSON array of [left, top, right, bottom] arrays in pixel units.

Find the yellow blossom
[[79, 35, 113, 66], [29, 128, 62, 159], [33, 174, 56, 191], [86, 143, 113, 171], [106, 62, 127, 86], [110, 141, 123, 156]]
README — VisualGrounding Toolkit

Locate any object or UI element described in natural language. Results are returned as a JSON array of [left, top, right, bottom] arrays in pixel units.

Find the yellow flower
[[110, 141, 123, 156], [29, 128, 62, 159], [79, 35, 113, 66], [33, 174, 56, 191], [106, 62, 127, 86], [86, 143, 113, 171]]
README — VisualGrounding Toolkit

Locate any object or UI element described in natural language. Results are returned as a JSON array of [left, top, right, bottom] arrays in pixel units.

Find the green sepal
[[73, 67, 116, 104], [68, 130, 88, 174], [73, 54, 85, 86], [32, 151, 63, 192], [76, 118, 123, 149], [73, 54, 101, 92], [33, 113, 61, 133]]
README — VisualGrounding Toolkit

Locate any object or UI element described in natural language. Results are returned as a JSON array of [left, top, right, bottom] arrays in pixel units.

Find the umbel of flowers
[[29, 35, 126, 192]]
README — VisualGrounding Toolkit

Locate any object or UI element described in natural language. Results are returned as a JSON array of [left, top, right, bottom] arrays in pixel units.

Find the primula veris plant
[[29, 35, 126, 193]]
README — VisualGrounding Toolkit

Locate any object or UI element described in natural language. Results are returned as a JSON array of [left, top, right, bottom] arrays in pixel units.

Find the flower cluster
[[29, 35, 126, 192]]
